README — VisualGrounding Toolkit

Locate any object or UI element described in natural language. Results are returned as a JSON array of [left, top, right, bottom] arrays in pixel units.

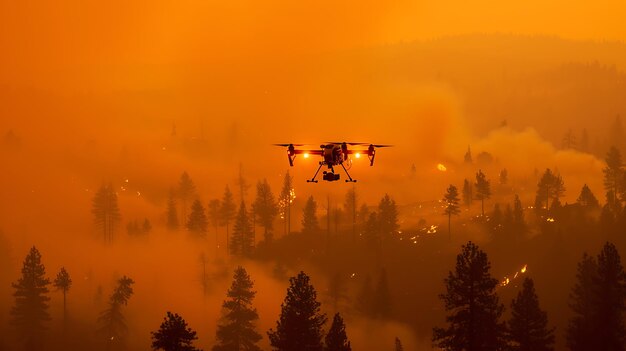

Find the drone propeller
[[273, 143, 306, 147], [325, 142, 369, 146], [371, 144, 393, 148]]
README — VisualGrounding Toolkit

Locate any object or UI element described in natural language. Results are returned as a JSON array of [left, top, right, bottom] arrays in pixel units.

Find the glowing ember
[[437, 163, 447, 172], [500, 263, 529, 287]]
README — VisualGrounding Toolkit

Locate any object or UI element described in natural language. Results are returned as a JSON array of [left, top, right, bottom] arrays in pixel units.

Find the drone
[[274, 142, 391, 183]]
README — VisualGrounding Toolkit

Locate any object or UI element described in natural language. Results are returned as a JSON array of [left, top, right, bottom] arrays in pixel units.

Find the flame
[[546, 217, 555, 222], [500, 264, 529, 287], [355, 152, 361, 158], [437, 163, 447, 172], [303, 153, 309, 158]]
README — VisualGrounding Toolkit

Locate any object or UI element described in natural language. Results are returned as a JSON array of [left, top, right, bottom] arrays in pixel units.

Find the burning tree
[[433, 241, 506, 350]]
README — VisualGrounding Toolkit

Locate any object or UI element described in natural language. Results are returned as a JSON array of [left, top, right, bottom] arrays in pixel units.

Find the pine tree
[[499, 168, 508, 185], [443, 185, 460, 240], [54, 267, 72, 329], [178, 172, 196, 224], [166, 188, 179, 231], [151, 312, 201, 351], [464, 146, 473, 164], [535, 169, 565, 212], [220, 186, 237, 253], [11, 246, 51, 351], [302, 196, 319, 234], [325, 313, 351, 351], [378, 194, 399, 238], [97, 276, 135, 350], [566, 253, 599, 350], [562, 129, 577, 150], [187, 199, 209, 237], [372, 268, 391, 319], [474, 170, 491, 217], [394, 337, 404, 351], [213, 267, 262, 351], [236, 163, 251, 203], [252, 179, 278, 242], [433, 241, 506, 351], [268, 272, 327, 351], [513, 195, 524, 227], [279, 171, 295, 236], [603, 146, 624, 210], [462, 179, 473, 208], [92, 183, 121, 244], [355, 274, 373, 317], [577, 184, 600, 209], [594, 242, 626, 350], [230, 202, 254, 257], [508, 278, 555, 351]]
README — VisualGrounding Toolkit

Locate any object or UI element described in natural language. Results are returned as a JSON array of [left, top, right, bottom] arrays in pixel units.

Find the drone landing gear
[[341, 163, 357, 183], [307, 163, 323, 183]]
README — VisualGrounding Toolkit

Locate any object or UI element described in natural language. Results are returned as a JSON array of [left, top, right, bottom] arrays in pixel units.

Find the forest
[[2, 12, 626, 350]]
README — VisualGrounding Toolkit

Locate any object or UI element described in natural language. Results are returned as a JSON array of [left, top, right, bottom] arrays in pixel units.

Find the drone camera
[[322, 172, 340, 182]]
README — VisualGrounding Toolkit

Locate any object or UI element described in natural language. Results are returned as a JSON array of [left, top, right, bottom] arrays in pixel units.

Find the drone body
[[274, 142, 391, 183]]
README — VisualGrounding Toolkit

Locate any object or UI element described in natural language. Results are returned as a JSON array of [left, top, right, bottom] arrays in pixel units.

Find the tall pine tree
[[325, 313, 351, 351], [268, 272, 327, 351], [97, 276, 135, 350], [443, 185, 461, 240], [213, 267, 262, 351], [279, 171, 295, 236], [53, 267, 72, 331], [603, 147, 624, 210], [92, 183, 121, 244], [508, 278, 554, 351], [566, 253, 599, 351], [378, 194, 399, 238], [594, 242, 626, 350], [462, 179, 473, 209], [11, 246, 51, 351], [151, 312, 201, 351], [302, 196, 319, 234], [474, 170, 491, 217], [251, 179, 278, 243], [230, 202, 254, 257], [433, 241, 506, 351], [178, 172, 196, 224], [220, 186, 237, 253], [187, 199, 208, 237], [166, 188, 179, 231]]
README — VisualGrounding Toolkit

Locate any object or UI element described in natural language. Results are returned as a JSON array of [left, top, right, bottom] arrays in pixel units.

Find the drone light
[[303, 153, 309, 159], [355, 153, 361, 158]]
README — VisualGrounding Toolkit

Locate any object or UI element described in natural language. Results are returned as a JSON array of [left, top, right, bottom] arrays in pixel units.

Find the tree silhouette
[[562, 128, 577, 150], [268, 271, 327, 351], [213, 267, 262, 351], [187, 199, 208, 237], [54, 267, 72, 330], [92, 183, 121, 244], [464, 146, 473, 164], [534, 169, 565, 212], [378, 194, 399, 238], [394, 337, 404, 351], [499, 168, 508, 185], [325, 313, 351, 351], [98, 276, 134, 350], [11, 246, 51, 351], [462, 179, 473, 208], [594, 242, 626, 350], [302, 196, 319, 234], [355, 274, 373, 317], [508, 278, 555, 351], [566, 253, 599, 350], [220, 186, 237, 253], [603, 146, 623, 210], [230, 202, 254, 257], [166, 188, 179, 231], [178, 172, 196, 223], [433, 241, 506, 351], [577, 184, 600, 209], [236, 163, 251, 203], [443, 185, 461, 240], [151, 312, 201, 351], [251, 179, 278, 243], [474, 170, 491, 217]]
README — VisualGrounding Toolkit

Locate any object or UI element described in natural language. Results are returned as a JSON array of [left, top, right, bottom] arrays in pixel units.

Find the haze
[[2, 1, 626, 351]]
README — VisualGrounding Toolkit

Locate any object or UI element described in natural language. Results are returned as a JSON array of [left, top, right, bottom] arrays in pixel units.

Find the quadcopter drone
[[274, 142, 391, 183]]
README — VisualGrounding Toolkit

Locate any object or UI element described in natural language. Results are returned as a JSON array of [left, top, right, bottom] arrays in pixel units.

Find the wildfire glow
[[437, 163, 447, 172], [355, 153, 361, 158], [303, 153, 309, 158], [500, 264, 529, 287]]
